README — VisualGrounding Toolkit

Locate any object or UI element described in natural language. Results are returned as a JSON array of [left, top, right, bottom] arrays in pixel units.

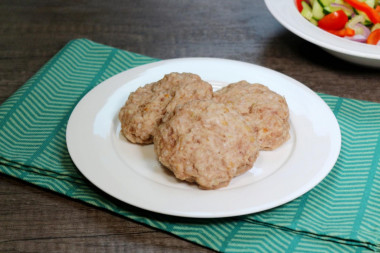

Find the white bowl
[[264, 0, 380, 67]]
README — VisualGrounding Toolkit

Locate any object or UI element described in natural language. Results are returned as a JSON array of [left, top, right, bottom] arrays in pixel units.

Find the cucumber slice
[[365, 0, 375, 8], [318, 0, 333, 7], [323, 6, 332, 14], [356, 10, 372, 25], [301, 2, 314, 21], [372, 23, 380, 32], [312, 0, 325, 20], [310, 18, 319, 25], [317, 0, 333, 14], [364, 19, 373, 26]]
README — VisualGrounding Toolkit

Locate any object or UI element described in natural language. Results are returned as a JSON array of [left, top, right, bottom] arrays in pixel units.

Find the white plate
[[66, 58, 341, 218], [264, 0, 380, 68]]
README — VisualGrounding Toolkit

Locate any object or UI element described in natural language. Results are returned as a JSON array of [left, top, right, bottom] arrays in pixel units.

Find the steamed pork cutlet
[[119, 72, 213, 144], [154, 100, 260, 190], [213, 81, 290, 150]]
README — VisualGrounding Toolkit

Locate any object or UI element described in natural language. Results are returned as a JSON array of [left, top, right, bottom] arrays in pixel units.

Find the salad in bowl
[[264, 0, 380, 67], [297, 0, 380, 45]]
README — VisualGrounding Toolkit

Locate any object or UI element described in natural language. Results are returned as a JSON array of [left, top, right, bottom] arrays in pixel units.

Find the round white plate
[[66, 58, 341, 218], [264, 0, 380, 68]]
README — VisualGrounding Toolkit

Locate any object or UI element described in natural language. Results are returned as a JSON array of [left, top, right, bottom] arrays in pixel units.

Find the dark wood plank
[[0, 174, 214, 252]]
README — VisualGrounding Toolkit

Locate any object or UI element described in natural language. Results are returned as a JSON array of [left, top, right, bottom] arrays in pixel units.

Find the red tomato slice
[[318, 10, 348, 30], [296, 0, 304, 12], [326, 27, 355, 37], [367, 29, 380, 45]]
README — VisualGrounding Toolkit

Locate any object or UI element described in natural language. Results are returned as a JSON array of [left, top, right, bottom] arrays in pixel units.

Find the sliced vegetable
[[372, 23, 380, 32], [365, 0, 375, 8], [318, 0, 333, 6], [345, 34, 368, 43], [355, 10, 373, 25], [296, 0, 380, 45], [301, 2, 314, 20], [325, 27, 355, 37], [330, 3, 355, 16], [317, 0, 333, 14], [346, 15, 369, 36], [346, 14, 365, 26], [353, 23, 371, 37], [318, 10, 348, 30], [343, 0, 380, 24], [312, 0, 326, 19], [367, 29, 380, 44], [296, 0, 304, 12]]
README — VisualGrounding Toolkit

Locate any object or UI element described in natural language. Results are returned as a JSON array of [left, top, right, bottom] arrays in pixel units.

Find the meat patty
[[154, 100, 260, 189], [213, 81, 290, 150], [119, 72, 213, 144]]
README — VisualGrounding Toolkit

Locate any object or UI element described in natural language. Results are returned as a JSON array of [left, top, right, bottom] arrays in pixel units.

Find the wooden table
[[1, 0, 379, 252]]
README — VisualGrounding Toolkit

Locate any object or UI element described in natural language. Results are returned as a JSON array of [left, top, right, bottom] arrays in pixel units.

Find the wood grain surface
[[1, 0, 379, 252]]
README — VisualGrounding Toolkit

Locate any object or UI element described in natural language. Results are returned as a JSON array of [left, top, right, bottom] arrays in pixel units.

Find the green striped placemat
[[1, 39, 379, 252]]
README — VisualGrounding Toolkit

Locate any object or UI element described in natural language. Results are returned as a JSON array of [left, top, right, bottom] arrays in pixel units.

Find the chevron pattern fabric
[[1, 39, 379, 252]]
